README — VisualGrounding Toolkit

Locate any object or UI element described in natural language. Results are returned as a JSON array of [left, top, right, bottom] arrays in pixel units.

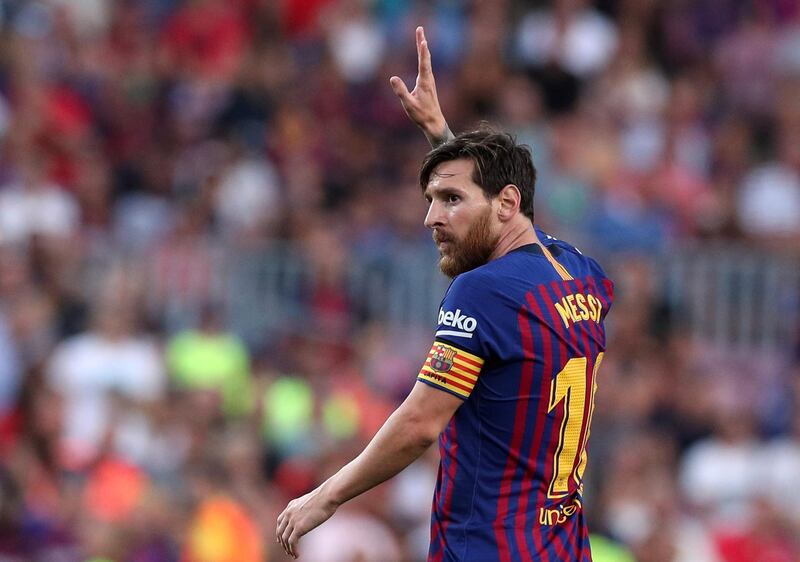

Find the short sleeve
[[416, 273, 494, 400]]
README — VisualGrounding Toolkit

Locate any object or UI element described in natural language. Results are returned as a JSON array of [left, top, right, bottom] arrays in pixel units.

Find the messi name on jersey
[[553, 291, 603, 329]]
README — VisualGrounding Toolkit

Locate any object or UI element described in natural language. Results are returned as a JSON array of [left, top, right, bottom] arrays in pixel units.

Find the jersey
[[417, 230, 613, 562]]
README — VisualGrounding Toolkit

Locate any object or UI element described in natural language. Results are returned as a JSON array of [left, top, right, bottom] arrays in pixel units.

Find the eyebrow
[[424, 184, 466, 200]]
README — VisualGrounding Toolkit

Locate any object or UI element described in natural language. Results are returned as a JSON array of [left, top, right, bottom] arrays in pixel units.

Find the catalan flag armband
[[417, 341, 485, 399]]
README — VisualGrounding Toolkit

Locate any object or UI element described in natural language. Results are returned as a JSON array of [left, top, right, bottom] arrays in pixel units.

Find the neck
[[489, 220, 540, 261]]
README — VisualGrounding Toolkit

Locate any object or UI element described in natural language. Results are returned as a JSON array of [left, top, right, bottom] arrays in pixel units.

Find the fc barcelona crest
[[431, 344, 457, 373]]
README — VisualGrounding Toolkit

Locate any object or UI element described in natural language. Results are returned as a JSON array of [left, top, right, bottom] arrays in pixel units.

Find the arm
[[276, 380, 462, 558], [390, 26, 455, 148]]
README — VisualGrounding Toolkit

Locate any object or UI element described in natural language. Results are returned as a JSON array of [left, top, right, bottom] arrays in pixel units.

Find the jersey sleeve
[[417, 273, 493, 400]]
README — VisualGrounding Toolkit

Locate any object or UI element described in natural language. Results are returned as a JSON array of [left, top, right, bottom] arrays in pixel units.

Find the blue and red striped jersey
[[417, 230, 613, 561]]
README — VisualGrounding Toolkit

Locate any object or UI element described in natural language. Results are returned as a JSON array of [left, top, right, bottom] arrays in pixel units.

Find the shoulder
[[438, 266, 505, 332], [537, 226, 613, 284], [536, 226, 584, 258], [446, 264, 503, 300]]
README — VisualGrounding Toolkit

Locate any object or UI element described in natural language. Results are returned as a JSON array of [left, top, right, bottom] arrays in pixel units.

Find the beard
[[435, 206, 499, 278]]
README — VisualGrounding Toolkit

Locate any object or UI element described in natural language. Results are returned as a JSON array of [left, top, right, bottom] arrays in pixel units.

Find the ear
[[496, 184, 521, 221]]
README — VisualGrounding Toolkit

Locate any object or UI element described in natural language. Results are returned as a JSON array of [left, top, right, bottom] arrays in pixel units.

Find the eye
[[447, 194, 460, 204]]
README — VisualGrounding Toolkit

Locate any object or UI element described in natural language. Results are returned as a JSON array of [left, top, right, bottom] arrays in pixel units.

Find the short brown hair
[[419, 128, 536, 221]]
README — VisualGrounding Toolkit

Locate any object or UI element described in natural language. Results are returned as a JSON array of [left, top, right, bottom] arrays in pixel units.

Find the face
[[424, 159, 500, 278]]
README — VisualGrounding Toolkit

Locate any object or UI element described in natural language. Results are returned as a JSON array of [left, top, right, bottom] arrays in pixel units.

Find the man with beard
[[277, 27, 613, 561]]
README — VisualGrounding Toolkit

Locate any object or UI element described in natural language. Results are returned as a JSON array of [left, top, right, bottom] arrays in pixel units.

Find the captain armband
[[417, 341, 485, 399]]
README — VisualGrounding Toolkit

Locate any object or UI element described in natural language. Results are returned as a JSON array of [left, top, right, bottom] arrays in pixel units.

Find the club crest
[[431, 344, 457, 373]]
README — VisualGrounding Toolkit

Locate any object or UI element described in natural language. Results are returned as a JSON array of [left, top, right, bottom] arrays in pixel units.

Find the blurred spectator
[[183, 482, 264, 562], [713, 4, 779, 118], [0, 312, 21, 421], [680, 408, 762, 526], [298, 507, 402, 562], [762, 407, 800, 528], [514, 0, 618, 78], [212, 144, 281, 242], [166, 303, 253, 419], [0, 152, 79, 245], [261, 373, 316, 459], [324, 0, 387, 84], [46, 298, 165, 469], [159, 0, 249, 81], [736, 126, 800, 239]]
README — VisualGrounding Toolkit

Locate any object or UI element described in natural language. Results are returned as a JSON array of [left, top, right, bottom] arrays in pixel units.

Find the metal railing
[[660, 245, 800, 352], [85, 241, 800, 355]]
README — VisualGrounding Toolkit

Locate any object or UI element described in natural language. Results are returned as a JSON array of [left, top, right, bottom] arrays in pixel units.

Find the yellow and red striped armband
[[417, 341, 485, 399]]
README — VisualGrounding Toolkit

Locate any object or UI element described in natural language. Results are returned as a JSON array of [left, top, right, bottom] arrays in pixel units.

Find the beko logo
[[436, 308, 477, 338]]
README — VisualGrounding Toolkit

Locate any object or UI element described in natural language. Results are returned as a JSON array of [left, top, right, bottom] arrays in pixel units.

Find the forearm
[[275, 382, 459, 558], [321, 406, 436, 506]]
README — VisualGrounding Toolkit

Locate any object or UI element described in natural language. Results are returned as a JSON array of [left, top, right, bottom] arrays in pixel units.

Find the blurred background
[[0, 0, 799, 561]]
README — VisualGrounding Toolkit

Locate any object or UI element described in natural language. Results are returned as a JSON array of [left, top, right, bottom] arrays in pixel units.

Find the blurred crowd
[[0, 0, 799, 561]]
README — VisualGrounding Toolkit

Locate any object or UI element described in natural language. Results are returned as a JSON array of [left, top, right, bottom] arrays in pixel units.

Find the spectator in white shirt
[[46, 298, 165, 468]]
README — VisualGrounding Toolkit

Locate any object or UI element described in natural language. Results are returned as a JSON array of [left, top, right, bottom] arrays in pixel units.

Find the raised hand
[[389, 26, 454, 147]]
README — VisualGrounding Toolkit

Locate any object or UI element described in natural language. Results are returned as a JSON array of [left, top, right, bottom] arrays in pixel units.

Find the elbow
[[414, 427, 438, 450]]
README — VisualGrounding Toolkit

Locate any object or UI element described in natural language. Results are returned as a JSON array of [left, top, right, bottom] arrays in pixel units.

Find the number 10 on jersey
[[546, 353, 604, 498]]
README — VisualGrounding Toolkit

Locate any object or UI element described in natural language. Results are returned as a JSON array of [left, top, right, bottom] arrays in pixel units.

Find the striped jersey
[[417, 230, 613, 561]]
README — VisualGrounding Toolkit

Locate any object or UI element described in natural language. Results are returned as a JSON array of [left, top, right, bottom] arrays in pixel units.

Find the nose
[[424, 200, 445, 229]]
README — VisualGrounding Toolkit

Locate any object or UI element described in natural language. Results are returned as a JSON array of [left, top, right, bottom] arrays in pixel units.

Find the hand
[[389, 26, 453, 147], [276, 486, 338, 559]]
